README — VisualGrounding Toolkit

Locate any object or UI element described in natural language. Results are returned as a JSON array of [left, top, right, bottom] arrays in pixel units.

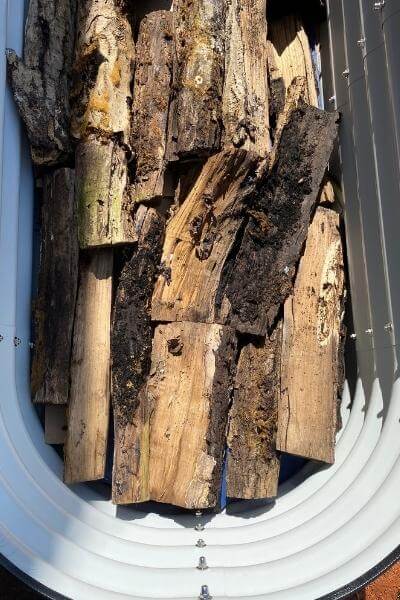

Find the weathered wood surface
[[223, 0, 271, 155], [45, 405, 67, 445], [151, 149, 259, 323], [169, 0, 225, 159], [148, 322, 237, 509], [220, 104, 339, 336], [112, 209, 165, 505], [277, 207, 345, 463], [75, 136, 136, 248], [64, 249, 113, 484], [6, 0, 76, 165], [131, 11, 174, 203], [227, 323, 282, 499], [31, 169, 78, 405]]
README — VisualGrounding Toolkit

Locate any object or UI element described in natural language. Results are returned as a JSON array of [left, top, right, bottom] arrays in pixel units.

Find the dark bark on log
[[31, 169, 78, 404], [218, 105, 339, 336], [227, 323, 282, 499], [111, 208, 165, 504], [6, 0, 76, 166], [131, 11, 174, 203]]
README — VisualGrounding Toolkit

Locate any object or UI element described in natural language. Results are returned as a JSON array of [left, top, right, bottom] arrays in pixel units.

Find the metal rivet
[[197, 556, 208, 571], [350, 333, 357, 340], [342, 68, 350, 78], [384, 322, 393, 332], [199, 585, 212, 600], [365, 328, 373, 335], [195, 523, 204, 531], [196, 539, 206, 548], [373, 1, 385, 10], [13, 337, 21, 347]]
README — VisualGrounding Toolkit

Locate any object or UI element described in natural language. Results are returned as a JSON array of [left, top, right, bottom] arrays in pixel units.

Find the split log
[[220, 104, 339, 336], [111, 208, 165, 505], [131, 11, 174, 203], [6, 0, 76, 165], [169, 0, 225, 159], [45, 405, 67, 445], [277, 207, 345, 463], [223, 0, 271, 155], [227, 323, 282, 499], [148, 322, 237, 509], [71, 0, 136, 248], [151, 149, 259, 323], [64, 249, 113, 484], [31, 169, 78, 405]]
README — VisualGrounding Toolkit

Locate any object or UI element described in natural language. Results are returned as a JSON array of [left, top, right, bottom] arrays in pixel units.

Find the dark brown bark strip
[[31, 169, 78, 405], [218, 105, 339, 336], [111, 208, 165, 505], [6, 0, 76, 165]]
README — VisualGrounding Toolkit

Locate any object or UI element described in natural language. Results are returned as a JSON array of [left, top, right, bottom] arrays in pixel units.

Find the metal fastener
[[365, 328, 373, 335], [13, 337, 21, 347], [195, 523, 205, 531], [384, 322, 393, 332], [195, 510, 203, 517], [373, 1, 385, 10], [349, 333, 357, 340], [199, 584, 212, 600], [197, 556, 208, 571], [357, 37, 366, 48], [342, 68, 350, 78], [196, 539, 206, 548], [329, 95, 336, 104]]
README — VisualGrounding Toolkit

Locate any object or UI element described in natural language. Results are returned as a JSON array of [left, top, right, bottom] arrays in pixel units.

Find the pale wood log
[[151, 149, 259, 323], [223, 0, 271, 156], [45, 405, 67, 445], [277, 207, 345, 463], [227, 323, 282, 499], [148, 322, 237, 509], [168, 0, 225, 159], [220, 104, 339, 336], [31, 169, 78, 405], [64, 249, 113, 484], [111, 209, 165, 505], [6, 0, 76, 165], [131, 11, 174, 203]]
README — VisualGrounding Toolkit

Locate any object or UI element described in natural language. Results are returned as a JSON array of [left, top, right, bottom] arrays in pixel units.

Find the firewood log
[[277, 207, 345, 463], [6, 0, 76, 165], [227, 323, 282, 499], [148, 322, 237, 509], [64, 249, 113, 483], [111, 208, 165, 505], [31, 169, 78, 405]]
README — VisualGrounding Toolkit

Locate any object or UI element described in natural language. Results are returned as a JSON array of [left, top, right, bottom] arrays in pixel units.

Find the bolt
[[197, 556, 208, 571], [195, 523, 204, 531], [350, 333, 357, 340], [373, 1, 385, 10], [199, 585, 212, 600], [365, 328, 373, 335], [196, 539, 206, 548], [342, 68, 350, 78], [384, 322, 393, 332]]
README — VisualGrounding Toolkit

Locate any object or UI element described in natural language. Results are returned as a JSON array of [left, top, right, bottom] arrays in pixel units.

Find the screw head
[[384, 322, 393, 332], [196, 539, 206, 548], [195, 510, 203, 517], [199, 585, 212, 600], [195, 523, 204, 531], [342, 68, 350, 78], [373, 1, 385, 10], [350, 333, 357, 340], [365, 328, 373, 335], [357, 37, 366, 47], [197, 556, 208, 571]]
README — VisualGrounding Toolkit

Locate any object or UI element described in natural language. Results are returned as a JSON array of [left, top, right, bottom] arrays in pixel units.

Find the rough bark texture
[[219, 104, 339, 336], [169, 0, 225, 159], [148, 322, 237, 509], [6, 0, 76, 165], [75, 136, 136, 248], [151, 149, 259, 323], [111, 208, 165, 505], [31, 169, 78, 405], [131, 11, 174, 203], [227, 323, 282, 499], [277, 208, 345, 463], [64, 249, 113, 484], [223, 0, 271, 156]]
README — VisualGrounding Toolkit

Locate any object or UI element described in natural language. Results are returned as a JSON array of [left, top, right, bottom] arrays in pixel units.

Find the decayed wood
[[64, 249, 113, 484], [31, 169, 78, 405], [277, 207, 345, 463], [6, 0, 76, 165], [111, 209, 165, 505], [220, 104, 339, 336], [131, 11, 174, 203], [151, 149, 259, 323], [71, 0, 136, 248], [45, 405, 67, 445], [169, 0, 225, 159], [148, 322, 237, 509], [223, 0, 271, 155], [227, 323, 282, 499]]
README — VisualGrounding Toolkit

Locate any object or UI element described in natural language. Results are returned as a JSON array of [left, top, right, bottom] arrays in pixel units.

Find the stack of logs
[[8, 0, 345, 509]]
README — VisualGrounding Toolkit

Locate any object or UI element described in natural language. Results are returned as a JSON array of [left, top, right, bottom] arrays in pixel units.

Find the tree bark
[[148, 322, 237, 509], [223, 0, 271, 156], [131, 11, 174, 203], [227, 323, 282, 499], [111, 208, 165, 505], [277, 207, 345, 463], [151, 149, 259, 323], [31, 169, 78, 405], [64, 249, 113, 484], [6, 0, 76, 165], [168, 0, 225, 159]]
